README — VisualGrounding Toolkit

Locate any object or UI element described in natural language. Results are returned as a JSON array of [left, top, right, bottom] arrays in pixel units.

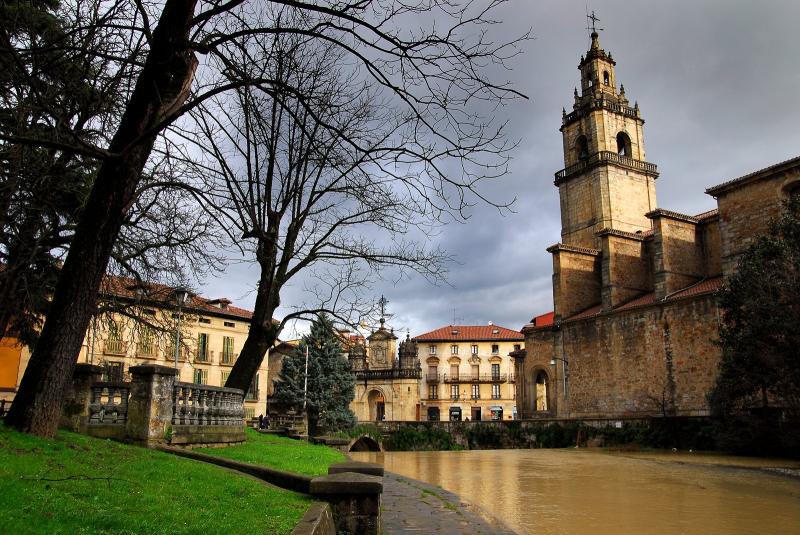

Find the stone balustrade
[[88, 381, 130, 425], [172, 382, 245, 426], [63, 363, 246, 446]]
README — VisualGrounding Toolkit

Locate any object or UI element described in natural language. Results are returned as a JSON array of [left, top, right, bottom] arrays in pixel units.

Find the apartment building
[[414, 324, 523, 421], [0, 277, 268, 420]]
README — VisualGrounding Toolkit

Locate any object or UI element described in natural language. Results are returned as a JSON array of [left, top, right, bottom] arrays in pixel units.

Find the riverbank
[[381, 471, 517, 535], [0, 424, 334, 534]]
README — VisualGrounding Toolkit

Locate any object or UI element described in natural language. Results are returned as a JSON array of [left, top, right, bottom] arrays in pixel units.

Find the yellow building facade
[[0, 278, 268, 420], [415, 324, 523, 422]]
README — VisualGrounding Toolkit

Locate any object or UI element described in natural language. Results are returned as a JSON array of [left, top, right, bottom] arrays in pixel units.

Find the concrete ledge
[[170, 425, 246, 445], [310, 472, 383, 495], [290, 502, 335, 535], [157, 445, 312, 493], [328, 461, 384, 478]]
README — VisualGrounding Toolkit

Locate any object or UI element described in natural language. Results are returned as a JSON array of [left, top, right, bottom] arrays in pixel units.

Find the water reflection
[[351, 449, 800, 535]]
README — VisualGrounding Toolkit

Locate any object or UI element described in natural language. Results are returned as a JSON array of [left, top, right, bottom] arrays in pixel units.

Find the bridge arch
[[348, 435, 383, 452]]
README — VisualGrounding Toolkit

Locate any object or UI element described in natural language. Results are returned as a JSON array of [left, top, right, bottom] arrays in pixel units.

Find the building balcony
[[220, 352, 238, 366], [443, 373, 508, 383], [353, 368, 421, 381], [103, 339, 127, 356], [165, 345, 189, 362], [136, 343, 156, 359], [554, 150, 658, 185], [425, 373, 441, 382]]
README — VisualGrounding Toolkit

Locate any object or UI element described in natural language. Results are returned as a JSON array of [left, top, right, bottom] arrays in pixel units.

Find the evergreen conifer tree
[[273, 314, 356, 436], [708, 197, 800, 455]]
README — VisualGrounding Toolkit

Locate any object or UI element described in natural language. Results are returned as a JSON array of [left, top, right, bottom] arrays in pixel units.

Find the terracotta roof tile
[[413, 324, 523, 342], [706, 154, 800, 196], [532, 311, 555, 327], [694, 208, 719, 221], [566, 303, 602, 321], [100, 275, 254, 320], [667, 276, 724, 299], [564, 276, 724, 322]]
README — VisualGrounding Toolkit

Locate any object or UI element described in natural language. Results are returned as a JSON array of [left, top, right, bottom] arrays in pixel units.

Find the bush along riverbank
[[382, 418, 719, 452]]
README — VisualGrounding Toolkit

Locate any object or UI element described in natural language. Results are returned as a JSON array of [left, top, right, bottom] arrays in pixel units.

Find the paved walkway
[[381, 471, 518, 535]]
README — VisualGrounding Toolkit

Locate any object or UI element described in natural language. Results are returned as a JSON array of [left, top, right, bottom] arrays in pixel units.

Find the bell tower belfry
[[556, 29, 658, 249]]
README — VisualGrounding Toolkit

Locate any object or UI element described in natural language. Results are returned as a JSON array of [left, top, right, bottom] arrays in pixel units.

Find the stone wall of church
[[556, 294, 721, 418], [600, 232, 651, 309], [716, 177, 791, 276], [552, 248, 601, 318]]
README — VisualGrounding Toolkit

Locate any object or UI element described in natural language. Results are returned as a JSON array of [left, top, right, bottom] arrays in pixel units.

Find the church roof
[[413, 324, 523, 342], [706, 154, 800, 197], [562, 276, 724, 323]]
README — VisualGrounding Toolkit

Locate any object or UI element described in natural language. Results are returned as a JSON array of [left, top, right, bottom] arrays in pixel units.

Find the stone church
[[513, 31, 800, 419]]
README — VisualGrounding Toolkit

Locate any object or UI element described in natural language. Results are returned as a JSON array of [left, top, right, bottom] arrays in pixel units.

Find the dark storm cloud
[[201, 0, 800, 337]]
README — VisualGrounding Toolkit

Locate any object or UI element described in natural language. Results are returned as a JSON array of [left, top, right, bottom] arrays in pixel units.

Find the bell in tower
[[555, 18, 659, 250]]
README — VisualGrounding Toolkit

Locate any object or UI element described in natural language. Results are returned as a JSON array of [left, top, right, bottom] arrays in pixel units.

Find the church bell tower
[[556, 30, 658, 249]]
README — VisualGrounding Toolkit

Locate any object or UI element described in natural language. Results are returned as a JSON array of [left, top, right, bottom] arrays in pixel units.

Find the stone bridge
[[312, 434, 383, 452]]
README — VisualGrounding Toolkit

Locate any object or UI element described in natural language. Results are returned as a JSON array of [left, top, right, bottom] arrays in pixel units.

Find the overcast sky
[[198, 0, 800, 338]]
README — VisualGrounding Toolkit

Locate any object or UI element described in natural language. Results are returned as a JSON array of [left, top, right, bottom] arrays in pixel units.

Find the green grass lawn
[[0, 424, 311, 535], [195, 429, 346, 477]]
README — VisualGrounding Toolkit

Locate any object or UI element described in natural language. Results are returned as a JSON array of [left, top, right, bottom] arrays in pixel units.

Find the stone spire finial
[[590, 31, 600, 50]]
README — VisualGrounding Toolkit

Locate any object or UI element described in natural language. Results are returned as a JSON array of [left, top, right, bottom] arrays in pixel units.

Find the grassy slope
[[0, 424, 310, 535], [196, 430, 346, 477]]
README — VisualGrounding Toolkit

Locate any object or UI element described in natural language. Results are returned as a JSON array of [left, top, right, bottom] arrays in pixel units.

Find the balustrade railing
[[172, 382, 244, 426], [564, 99, 639, 124], [88, 381, 130, 425], [353, 368, 421, 381], [555, 151, 658, 182]]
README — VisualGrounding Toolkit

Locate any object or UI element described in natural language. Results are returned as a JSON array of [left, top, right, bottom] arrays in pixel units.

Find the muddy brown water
[[350, 449, 800, 535]]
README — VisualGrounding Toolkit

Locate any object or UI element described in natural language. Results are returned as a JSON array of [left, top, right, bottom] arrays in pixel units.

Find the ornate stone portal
[[349, 300, 421, 422]]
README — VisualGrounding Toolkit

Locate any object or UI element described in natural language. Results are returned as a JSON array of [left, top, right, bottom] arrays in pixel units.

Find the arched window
[[603, 71, 610, 85], [534, 370, 548, 411], [576, 135, 589, 160], [616, 132, 632, 157]]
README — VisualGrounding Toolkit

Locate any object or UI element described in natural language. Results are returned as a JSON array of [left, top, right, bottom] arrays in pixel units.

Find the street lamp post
[[550, 356, 569, 398], [173, 287, 189, 372]]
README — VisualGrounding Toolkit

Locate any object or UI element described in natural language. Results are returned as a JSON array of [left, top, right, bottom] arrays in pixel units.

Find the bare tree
[[6, 0, 528, 437], [172, 20, 520, 392]]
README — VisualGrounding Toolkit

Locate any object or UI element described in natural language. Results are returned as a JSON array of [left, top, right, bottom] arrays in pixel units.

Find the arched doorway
[[367, 390, 385, 421], [535, 370, 549, 412]]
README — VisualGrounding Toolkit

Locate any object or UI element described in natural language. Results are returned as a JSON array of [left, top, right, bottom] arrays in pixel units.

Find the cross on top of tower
[[586, 10, 603, 36], [378, 295, 391, 327]]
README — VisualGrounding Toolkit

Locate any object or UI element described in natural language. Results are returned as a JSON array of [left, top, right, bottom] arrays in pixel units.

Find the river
[[351, 449, 800, 535]]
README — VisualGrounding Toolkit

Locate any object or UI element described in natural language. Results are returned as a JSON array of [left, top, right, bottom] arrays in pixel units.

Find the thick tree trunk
[[225, 267, 280, 393], [6, 0, 198, 437]]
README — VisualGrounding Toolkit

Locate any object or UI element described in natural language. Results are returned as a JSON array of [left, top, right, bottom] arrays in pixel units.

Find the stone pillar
[[310, 470, 383, 535], [126, 365, 178, 445], [60, 363, 103, 433]]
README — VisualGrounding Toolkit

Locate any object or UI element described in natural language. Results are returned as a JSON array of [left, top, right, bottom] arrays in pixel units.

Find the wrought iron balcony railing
[[443, 373, 508, 383]]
